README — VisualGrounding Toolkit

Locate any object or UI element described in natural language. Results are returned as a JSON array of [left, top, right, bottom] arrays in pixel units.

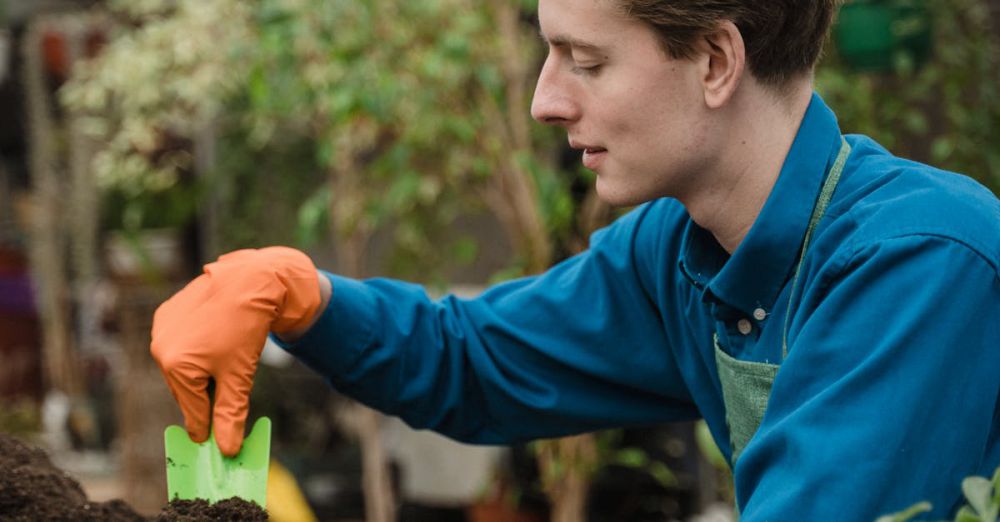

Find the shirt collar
[[678, 93, 844, 316]]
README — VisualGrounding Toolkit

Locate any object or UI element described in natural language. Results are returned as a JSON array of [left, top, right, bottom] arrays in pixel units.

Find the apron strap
[[782, 138, 851, 359]]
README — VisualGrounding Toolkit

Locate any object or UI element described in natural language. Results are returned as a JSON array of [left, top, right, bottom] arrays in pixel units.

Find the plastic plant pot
[[834, 0, 932, 72]]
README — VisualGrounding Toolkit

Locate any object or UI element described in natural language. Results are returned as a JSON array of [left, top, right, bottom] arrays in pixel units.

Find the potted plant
[[96, 138, 198, 284], [102, 185, 195, 284]]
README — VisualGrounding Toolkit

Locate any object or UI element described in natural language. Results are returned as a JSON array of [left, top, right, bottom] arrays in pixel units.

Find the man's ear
[[698, 20, 746, 109]]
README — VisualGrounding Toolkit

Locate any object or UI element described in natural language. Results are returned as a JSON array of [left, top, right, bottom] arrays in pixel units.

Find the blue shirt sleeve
[[736, 234, 1000, 520], [275, 203, 700, 444]]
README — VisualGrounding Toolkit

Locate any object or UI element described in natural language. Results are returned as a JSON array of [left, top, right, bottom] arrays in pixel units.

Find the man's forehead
[[537, 0, 623, 49]]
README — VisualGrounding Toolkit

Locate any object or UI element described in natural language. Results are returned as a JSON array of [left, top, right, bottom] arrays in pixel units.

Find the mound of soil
[[0, 432, 145, 521], [0, 432, 268, 521], [156, 498, 268, 521]]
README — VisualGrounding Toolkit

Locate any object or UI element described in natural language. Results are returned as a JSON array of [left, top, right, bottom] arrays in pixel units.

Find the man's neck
[[682, 81, 813, 254]]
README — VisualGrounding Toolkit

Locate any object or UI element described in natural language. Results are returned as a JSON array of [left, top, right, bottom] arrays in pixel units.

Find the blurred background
[[0, 0, 996, 520]]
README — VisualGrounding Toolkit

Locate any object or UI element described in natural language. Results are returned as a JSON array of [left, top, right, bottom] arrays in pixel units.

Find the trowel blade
[[164, 416, 271, 508]]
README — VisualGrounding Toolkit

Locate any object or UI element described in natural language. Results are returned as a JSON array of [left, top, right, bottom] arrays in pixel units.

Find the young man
[[151, 0, 1000, 518]]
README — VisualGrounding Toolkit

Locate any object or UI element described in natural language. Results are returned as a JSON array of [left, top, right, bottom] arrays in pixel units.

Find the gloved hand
[[150, 246, 323, 456]]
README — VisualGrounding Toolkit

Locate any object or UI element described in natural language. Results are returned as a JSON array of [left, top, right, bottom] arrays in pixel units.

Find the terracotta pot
[[466, 500, 546, 522], [41, 30, 69, 80], [41, 28, 107, 83]]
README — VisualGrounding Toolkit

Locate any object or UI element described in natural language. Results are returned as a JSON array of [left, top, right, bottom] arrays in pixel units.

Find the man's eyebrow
[[538, 30, 606, 52]]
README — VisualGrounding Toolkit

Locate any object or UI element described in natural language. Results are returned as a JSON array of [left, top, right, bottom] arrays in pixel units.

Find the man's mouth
[[581, 147, 607, 170], [569, 139, 607, 169]]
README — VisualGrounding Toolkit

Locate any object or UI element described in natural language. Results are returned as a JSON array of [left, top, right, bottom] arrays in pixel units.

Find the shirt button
[[737, 319, 753, 335], [753, 308, 767, 321]]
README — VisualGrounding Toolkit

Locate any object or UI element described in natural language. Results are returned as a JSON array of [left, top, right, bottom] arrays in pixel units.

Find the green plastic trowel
[[164, 417, 271, 508]]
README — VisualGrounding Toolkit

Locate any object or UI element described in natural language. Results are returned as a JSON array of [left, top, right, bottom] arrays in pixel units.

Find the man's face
[[532, 0, 713, 206]]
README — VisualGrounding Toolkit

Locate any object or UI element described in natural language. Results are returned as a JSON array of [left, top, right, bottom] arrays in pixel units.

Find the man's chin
[[595, 178, 655, 208]]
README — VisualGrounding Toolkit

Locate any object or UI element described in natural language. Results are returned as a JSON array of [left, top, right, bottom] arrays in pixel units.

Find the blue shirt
[[276, 94, 1000, 520]]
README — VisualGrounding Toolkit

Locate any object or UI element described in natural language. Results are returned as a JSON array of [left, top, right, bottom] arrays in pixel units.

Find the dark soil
[[0, 432, 268, 521], [156, 498, 268, 521]]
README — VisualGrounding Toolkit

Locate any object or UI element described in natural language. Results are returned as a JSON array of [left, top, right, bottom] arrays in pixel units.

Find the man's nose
[[530, 56, 580, 126]]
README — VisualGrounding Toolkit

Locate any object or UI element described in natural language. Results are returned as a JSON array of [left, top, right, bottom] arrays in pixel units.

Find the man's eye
[[571, 64, 602, 76]]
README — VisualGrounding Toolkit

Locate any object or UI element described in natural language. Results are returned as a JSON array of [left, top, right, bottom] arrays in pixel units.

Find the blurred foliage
[[61, 0, 580, 282], [61, 0, 255, 230], [877, 467, 1000, 522], [694, 420, 734, 505], [604, 439, 678, 491], [207, 112, 326, 250], [0, 400, 40, 438], [530, 430, 678, 519], [100, 183, 199, 231], [62, 0, 997, 251], [243, 0, 511, 276], [818, 0, 1000, 194]]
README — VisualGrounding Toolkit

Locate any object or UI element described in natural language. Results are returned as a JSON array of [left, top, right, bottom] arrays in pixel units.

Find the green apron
[[714, 138, 851, 465]]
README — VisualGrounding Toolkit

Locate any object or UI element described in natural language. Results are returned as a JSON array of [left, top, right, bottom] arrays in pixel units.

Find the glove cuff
[[261, 247, 323, 334]]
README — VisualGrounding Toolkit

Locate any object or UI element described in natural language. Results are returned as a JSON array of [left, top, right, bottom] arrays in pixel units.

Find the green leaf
[[992, 467, 1000, 505], [955, 505, 982, 522], [612, 448, 648, 468], [489, 261, 528, 284], [547, 458, 564, 483], [963, 476, 993, 517], [385, 172, 422, 210], [248, 68, 269, 109], [317, 140, 335, 167], [451, 237, 478, 265], [902, 111, 928, 135], [931, 137, 955, 163], [646, 461, 678, 488], [295, 185, 330, 248], [875, 501, 932, 522], [694, 420, 728, 470]]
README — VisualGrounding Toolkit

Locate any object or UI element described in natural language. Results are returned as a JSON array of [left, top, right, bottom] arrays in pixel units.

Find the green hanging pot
[[833, 0, 932, 72]]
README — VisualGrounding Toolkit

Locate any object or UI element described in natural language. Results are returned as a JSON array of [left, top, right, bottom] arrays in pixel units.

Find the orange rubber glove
[[150, 247, 323, 456]]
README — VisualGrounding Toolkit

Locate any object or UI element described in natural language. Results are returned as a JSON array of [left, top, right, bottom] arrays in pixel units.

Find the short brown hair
[[620, 1, 840, 87]]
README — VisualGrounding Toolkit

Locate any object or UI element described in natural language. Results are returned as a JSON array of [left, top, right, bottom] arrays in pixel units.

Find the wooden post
[[22, 16, 85, 401], [115, 283, 179, 515]]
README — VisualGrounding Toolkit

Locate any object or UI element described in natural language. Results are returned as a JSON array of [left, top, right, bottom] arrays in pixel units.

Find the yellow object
[[266, 458, 318, 522]]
